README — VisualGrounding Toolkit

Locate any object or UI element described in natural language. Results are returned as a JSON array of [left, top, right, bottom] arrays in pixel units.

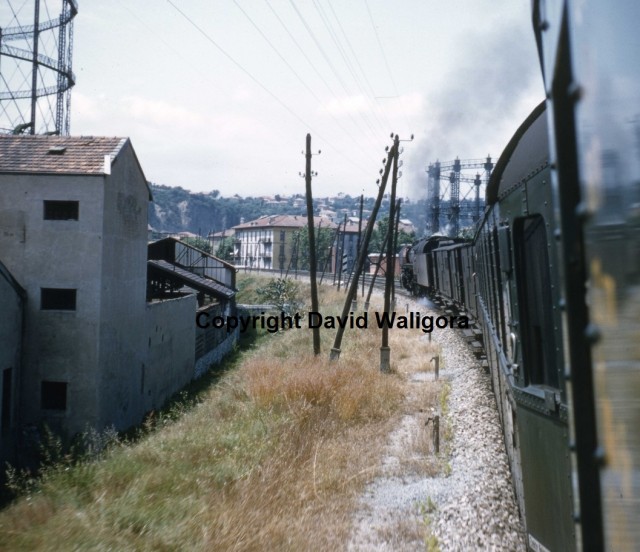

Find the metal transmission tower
[[425, 156, 493, 237], [0, 0, 77, 135], [426, 161, 441, 234]]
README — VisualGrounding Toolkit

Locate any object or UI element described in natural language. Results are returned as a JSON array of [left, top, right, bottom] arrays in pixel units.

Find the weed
[[419, 497, 441, 552], [0, 279, 435, 551]]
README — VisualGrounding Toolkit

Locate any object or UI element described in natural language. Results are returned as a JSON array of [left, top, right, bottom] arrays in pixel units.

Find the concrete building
[[0, 135, 234, 441], [0, 260, 25, 462], [232, 214, 334, 271], [333, 217, 367, 278]]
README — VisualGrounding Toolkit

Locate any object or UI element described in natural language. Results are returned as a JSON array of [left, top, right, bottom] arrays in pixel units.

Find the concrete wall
[[144, 295, 196, 413], [194, 327, 239, 379], [98, 143, 152, 430], [0, 173, 105, 435], [0, 266, 24, 461]]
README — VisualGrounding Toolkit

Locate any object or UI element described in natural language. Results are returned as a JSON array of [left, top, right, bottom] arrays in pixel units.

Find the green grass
[[0, 274, 413, 551]]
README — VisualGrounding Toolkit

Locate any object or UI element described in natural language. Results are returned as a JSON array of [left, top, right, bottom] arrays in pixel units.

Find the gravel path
[[347, 298, 526, 551]]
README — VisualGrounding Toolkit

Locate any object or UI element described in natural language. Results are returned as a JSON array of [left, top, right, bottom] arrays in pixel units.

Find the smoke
[[405, 15, 544, 199]]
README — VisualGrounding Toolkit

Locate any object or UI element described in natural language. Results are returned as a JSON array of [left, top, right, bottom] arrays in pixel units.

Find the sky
[[6, 1, 546, 199]]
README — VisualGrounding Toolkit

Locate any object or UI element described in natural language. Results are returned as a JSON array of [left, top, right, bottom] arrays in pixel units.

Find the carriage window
[[514, 215, 558, 388]]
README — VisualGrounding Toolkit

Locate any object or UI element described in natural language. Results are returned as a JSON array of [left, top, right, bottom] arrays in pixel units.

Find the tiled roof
[[233, 214, 336, 230], [0, 134, 128, 175]]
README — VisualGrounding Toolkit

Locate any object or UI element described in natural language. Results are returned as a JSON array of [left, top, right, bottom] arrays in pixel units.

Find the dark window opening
[[41, 288, 77, 311], [2, 368, 12, 430], [41, 381, 67, 411], [514, 215, 559, 388], [43, 200, 79, 220]]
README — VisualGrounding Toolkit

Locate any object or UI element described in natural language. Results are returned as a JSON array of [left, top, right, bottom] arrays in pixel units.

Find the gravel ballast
[[347, 298, 526, 551]]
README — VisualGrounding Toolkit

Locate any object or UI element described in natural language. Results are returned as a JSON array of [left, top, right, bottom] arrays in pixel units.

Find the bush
[[256, 278, 303, 316]]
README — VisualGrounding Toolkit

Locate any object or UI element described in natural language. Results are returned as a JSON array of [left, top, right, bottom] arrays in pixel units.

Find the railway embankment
[[0, 275, 524, 550], [347, 296, 526, 551]]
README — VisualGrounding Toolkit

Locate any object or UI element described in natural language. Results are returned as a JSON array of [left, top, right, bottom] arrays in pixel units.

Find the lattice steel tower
[[0, 0, 77, 135], [425, 156, 492, 237]]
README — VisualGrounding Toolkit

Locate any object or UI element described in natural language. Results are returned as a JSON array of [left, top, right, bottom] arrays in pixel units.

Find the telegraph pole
[[330, 140, 396, 361], [391, 198, 402, 308], [380, 135, 400, 373], [337, 214, 347, 291], [303, 134, 321, 355], [349, 194, 364, 310], [364, 220, 392, 311]]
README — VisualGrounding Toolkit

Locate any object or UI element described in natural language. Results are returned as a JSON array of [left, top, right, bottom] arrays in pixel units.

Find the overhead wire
[[287, 0, 380, 141], [363, 0, 411, 133], [363, 0, 399, 99], [234, 0, 378, 165], [165, 0, 374, 177], [325, 0, 393, 132], [264, 0, 380, 160], [311, 0, 387, 134], [232, 0, 321, 104]]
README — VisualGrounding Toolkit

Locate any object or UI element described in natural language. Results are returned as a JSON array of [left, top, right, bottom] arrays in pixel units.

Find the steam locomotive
[[402, 3, 640, 550]]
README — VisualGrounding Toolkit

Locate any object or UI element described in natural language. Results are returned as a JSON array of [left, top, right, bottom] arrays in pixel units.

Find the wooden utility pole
[[336, 214, 347, 291], [349, 194, 364, 310], [391, 198, 402, 309], [320, 226, 340, 285], [380, 135, 400, 373], [304, 134, 321, 355], [364, 215, 393, 311], [330, 140, 396, 361]]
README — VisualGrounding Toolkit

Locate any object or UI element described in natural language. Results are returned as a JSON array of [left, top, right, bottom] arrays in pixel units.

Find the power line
[[233, 0, 321, 103], [311, 0, 387, 134], [326, 0, 393, 132], [363, 0, 411, 135], [287, 0, 380, 140], [165, 0, 374, 177], [363, 0, 399, 98], [264, 0, 380, 159], [166, 0, 316, 134], [250, 0, 380, 164]]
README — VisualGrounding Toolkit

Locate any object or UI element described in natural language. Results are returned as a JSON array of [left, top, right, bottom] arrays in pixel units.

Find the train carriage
[[401, 4, 638, 548]]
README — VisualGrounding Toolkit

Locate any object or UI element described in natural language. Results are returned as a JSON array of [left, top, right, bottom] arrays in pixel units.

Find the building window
[[2, 368, 12, 429], [41, 381, 67, 411], [43, 200, 79, 220], [41, 288, 77, 311]]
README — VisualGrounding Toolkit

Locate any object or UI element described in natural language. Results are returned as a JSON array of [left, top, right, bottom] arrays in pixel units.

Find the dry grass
[[0, 275, 445, 551]]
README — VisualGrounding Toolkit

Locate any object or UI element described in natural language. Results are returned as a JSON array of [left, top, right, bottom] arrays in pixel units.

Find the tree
[[295, 225, 334, 271], [215, 236, 235, 262], [368, 216, 415, 253], [181, 236, 212, 254]]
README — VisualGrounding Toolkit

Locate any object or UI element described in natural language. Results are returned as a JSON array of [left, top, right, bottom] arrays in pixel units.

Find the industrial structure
[[0, 134, 236, 464], [0, 0, 77, 136], [425, 156, 493, 237]]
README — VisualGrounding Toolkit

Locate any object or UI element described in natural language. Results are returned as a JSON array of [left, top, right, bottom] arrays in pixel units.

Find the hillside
[[147, 183, 431, 237]]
